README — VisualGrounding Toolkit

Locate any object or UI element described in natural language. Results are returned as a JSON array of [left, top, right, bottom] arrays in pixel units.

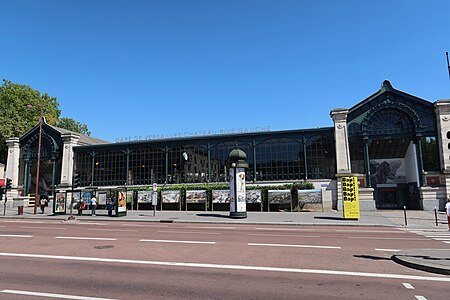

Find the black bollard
[[403, 206, 407, 227], [434, 207, 438, 226]]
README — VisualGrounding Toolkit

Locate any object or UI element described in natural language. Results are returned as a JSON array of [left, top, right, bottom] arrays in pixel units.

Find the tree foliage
[[0, 79, 90, 163], [56, 117, 91, 136]]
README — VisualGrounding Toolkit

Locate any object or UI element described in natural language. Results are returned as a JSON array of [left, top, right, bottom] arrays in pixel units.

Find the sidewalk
[[1, 203, 449, 275]]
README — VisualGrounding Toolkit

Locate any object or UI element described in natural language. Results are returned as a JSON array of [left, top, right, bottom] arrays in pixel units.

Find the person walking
[[91, 194, 97, 216], [39, 194, 49, 214], [107, 196, 115, 217], [446, 196, 450, 232]]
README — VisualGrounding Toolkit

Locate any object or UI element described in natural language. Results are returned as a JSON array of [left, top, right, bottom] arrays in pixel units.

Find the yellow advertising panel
[[342, 176, 360, 219]]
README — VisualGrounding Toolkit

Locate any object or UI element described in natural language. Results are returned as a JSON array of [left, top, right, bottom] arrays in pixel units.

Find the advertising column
[[228, 148, 248, 219]]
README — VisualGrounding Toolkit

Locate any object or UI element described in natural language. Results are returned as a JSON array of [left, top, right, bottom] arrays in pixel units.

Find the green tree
[[0, 79, 90, 163], [57, 117, 91, 136]]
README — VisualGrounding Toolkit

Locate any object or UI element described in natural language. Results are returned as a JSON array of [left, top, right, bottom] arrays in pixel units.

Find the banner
[[246, 190, 261, 203], [137, 191, 152, 203], [186, 190, 207, 203], [55, 192, 66, 213], [212, 190, 230, 203], [162, 190, 180, 203], [342, 176, 360, 219], [268, 190, 291, 204], [230, 168, 246, 213]]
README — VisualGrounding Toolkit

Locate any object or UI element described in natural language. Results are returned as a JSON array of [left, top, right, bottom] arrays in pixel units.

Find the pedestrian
[[77, 200, 86, 216], [91, 194, 97, 216], [39, 194, 49, 214], [446, 196, 450, 232]]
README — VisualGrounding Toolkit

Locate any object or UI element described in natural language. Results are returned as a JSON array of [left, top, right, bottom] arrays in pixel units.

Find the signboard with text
[[342, 176, 360, 219]]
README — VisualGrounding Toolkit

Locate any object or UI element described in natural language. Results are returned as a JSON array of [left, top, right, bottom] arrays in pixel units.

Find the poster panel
[[298, 189, 322, 203], [82, 192, 92, 204], [230, 168, 246, 213], [246, 190, 261, 203], [212, 190, 230, 203], [268, 190, 291, 204], [186, 190, 207, 203], [342, 176, 360, 219], [126, 191, 134, 203], [72, 192, 81, 208], [98, 192, 107, 205], [117, 190, 127, 213], [162, 190, 180, 203], [55, 192, 66, 213], [137, 191, 152, 203]]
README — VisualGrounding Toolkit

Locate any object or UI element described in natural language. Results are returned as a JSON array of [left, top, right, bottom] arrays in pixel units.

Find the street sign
[[152, 183, 157, 192], [152, 192, 157, 206]]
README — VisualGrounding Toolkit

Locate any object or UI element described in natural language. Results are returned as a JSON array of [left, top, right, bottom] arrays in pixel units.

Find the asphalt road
[[0, 219, 449, 299]]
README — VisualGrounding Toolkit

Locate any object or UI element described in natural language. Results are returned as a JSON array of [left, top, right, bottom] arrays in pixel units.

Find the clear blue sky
[[1, 0, 449, 142]]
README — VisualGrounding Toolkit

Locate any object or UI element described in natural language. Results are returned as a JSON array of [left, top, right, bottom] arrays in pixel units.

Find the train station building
[[4, 81, 450, 211]]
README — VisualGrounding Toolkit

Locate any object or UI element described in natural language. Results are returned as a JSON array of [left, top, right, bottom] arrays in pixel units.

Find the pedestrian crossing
[[402, 229, 450, 245]]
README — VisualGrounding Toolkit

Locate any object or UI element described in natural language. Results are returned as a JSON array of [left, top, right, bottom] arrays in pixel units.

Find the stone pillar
[[330, 109, 352, 211], [434, 99, 450, 210], [59, 133, 80, 188], [330, 109, 351, 174], [5, 138, 20, 188]]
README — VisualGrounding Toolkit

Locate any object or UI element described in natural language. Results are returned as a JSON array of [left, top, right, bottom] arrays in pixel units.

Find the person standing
[[91, 194, 97, 216], [446, 196, 450, 232]]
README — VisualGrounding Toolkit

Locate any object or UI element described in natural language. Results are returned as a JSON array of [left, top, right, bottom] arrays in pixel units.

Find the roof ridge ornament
[[381, 80, 393, 91]]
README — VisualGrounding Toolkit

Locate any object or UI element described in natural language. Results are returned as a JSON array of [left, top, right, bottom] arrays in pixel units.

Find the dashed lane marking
[[1, 252, 449, 282], [248, 233, 320, 238], [55, 237, 117, 241], [122, 224, 168, 228], [255, 228, 315, 231], [336, 230, 407, 233], [1, 289, 117, 300], [87, 228, 138, 232], [375, 249, 400, 252], [248, 243, 341, 249], [140, 239, 216, 244], [347, 237, 425, 241], [20, 226, 67, 230], [415, 296, 427, 300], [0, 234, 33, 238], [402, 283, 414, 289], [158, 230, 222, 235], [184, 226, 236, 230]]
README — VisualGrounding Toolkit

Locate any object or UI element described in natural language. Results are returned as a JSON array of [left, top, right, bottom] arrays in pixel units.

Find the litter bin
[[18, 205, 23, 215]]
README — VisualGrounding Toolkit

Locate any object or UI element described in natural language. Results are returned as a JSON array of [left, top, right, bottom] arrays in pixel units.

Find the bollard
[[434, 207, 438, 226], [403, 206, 407, 227]]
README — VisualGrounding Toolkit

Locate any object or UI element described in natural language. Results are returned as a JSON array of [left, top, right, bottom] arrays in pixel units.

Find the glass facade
[[74, 129, 336, 187]]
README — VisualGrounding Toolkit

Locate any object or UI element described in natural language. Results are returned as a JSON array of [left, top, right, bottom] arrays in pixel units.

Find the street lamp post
[[27, 98, 44, 215]]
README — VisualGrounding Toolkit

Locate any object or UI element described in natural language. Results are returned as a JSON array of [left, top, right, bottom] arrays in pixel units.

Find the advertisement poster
[[55, 192, 66, 213], [162, 190, 180, 203], [212, 190, 230, 203], [126, 191, 134, 204], [137, 191, 152, 203], [186, 190, 207, 203], [82, 192, 92, 204], [298, 189, 322, 203], [342, 176, 360, 219], [117, 191, 127, 213], [230, 168, 246, 213], [246, 190, 261, 203], [72, 192, 81, 209], [268, 190, 291, 204], [98, 193, 107, 205]]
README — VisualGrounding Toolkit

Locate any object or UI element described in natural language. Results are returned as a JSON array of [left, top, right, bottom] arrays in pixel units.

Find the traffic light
[[6, 178, 12, 190], [73, 172, 80, 188]]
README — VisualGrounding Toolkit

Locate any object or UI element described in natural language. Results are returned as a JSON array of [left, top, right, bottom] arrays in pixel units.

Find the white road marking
[[87, 228, 138, 232], [402, 283, 415, 289], [430, 238, 450, 240], [55, 237, 117, 241], [20, 226, 67, 230], [0, 234, 33, 238], [3, 220, 60, 224], [1, 289, 117, 300], [248, 243, 341, 249], [248, 233, 320, 238], [415, 296, 427, 300], [336, 230, 406, 234], [443, 241, 450, 244], [0, 226, 5, 228], [158, 230, 222, 235], [184, 226, 236, 230], [255, 228, 315, 231], [375, 249, 400, 252], [424, 235, 450, 238], [1, 252, 449, 282], [77, 222, 107, 226], [140, 239, 216, 244], [347, 237, 425, 241], [122, 224, 168, 228]]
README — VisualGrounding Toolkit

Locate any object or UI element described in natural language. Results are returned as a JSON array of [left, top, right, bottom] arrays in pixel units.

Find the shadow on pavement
[[353, 255, 391, 261], [196, 213, 230, 219]]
